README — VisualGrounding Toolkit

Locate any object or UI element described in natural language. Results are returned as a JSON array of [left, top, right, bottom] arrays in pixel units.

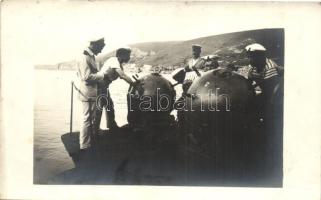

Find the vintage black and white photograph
[[32, 2, 285, 186], [1, 1, 321, 199]]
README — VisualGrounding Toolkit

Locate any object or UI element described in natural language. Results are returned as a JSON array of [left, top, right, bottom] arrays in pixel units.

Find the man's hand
[[248, 70, 264, 87], [131, 80, 141, 87], [248, 71, 263, 80]]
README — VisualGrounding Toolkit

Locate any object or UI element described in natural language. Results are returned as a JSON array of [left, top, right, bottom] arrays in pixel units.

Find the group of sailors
[[75, 37, 283, 156], [76, 38, 134, 152]]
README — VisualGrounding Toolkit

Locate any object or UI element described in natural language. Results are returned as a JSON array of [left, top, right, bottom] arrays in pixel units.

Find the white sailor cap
[[202, 54, 220, 60], [245, 43, 266, 52]]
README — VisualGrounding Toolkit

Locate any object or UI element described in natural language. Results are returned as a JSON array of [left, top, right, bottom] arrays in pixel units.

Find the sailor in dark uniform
[[245, 43, 282, 117], [245, 43, 283, 181], [173, 45, 205, 134]]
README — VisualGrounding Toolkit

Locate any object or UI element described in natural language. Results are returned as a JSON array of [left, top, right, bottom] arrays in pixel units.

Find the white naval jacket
[[76, 48, 104, 102]]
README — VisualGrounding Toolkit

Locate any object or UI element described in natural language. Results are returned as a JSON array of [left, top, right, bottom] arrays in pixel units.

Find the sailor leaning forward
[[95, 47, 134, 132]]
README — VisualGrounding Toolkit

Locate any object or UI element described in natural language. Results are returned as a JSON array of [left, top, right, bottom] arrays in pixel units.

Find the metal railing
[[69, 81, 90, 134]]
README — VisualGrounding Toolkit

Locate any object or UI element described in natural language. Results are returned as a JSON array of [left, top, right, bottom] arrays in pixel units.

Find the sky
[[2, 1, 289, 64]]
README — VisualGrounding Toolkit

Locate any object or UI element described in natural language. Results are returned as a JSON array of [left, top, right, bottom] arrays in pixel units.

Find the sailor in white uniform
[[182, 44, 205, 93]]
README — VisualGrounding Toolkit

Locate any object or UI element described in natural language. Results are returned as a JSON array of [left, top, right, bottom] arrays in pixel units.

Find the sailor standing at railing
[[75, 37, 107, 154]]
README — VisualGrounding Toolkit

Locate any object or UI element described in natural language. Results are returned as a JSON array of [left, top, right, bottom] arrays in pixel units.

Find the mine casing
[[178, 68, 258, 178], [127, 72, 176, 130]]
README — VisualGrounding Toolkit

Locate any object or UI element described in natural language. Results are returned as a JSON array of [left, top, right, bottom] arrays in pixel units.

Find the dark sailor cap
[[89, 37, 105, 45], [192, 44, 202, 50]]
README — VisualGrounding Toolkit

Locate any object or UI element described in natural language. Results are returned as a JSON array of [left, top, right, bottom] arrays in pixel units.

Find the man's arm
[[78, 56, 104, 83], [184, 59, 203, 76], [184, 65, 192, 72], [115, 68, 134, 85], [195, 58, 206, 70]]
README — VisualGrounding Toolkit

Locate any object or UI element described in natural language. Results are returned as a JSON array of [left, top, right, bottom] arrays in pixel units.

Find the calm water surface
[[34, 69, 181, 183]]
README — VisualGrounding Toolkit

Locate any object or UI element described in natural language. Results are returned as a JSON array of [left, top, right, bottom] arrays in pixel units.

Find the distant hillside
[[36, 28, 284, 71], [35, 60, 78, 71], [99, 28, 284, 68]]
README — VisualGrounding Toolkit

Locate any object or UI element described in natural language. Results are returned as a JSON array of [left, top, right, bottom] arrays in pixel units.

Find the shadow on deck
[[52, 125, 282, 187]]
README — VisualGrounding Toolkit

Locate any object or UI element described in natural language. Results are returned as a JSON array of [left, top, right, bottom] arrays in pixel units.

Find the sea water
[[34, 69, 181, 183]]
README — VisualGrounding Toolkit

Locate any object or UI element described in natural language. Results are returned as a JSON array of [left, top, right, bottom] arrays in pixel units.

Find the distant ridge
[[100, 28, 284, 68], [36, 28, 284, 71]]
